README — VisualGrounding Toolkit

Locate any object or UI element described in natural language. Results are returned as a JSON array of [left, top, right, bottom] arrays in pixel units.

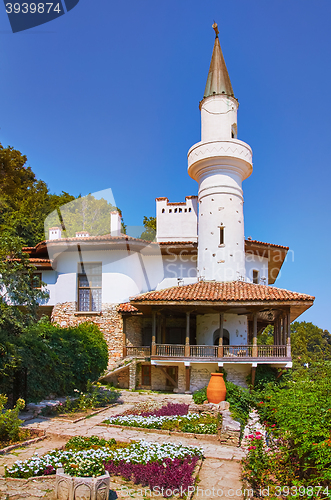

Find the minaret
[[188, 24, 253, 281]]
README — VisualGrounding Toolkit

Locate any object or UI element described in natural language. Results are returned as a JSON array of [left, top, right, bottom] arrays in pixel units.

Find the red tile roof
[[130, 281, 314, 303], [118, 303, 140, 313], [245, 239, 289, 250]]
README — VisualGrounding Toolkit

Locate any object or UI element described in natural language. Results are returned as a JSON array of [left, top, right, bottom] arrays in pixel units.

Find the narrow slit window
[[219, 227, 224, 245], [162, 208, 165, 213], [253, 270, 259, 284]]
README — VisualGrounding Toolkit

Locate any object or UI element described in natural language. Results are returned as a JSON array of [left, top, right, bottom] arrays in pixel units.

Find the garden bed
[[102, 401, 220, 435], [98, 422, 220, 441], [4, 435, 204, 498]]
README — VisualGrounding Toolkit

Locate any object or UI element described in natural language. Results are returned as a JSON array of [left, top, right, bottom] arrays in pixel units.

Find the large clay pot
[[207, 373, 226, 404]]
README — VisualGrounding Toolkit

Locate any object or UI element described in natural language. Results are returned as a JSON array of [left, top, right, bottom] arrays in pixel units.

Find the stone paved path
[[0, 390, 246, 499]]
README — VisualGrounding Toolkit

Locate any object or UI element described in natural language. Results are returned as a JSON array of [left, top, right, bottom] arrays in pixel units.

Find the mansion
[[24, 25, 314, 392]]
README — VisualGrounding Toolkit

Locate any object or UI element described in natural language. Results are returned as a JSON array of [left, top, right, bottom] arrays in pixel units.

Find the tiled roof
[[131, 281, 314, 303], [10, 258, 52, 264], [45, 233, 150, 244], [118, 303, 140, 313], [158, 241, 197, 245], [246, 239, 289, 250]]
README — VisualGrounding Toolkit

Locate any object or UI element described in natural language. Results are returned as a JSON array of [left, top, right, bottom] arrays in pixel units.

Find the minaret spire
[[203, 23, 235, 99]]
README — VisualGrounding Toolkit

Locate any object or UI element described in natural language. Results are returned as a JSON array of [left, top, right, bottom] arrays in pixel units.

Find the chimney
[[75, 231, 90, 238], [110, 211, 122, 236], [48, 227, 62, 240]]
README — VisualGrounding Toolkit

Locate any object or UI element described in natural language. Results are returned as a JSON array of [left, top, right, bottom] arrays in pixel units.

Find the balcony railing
[[190, 345, 218, 357], [223, 345, 253, 357], [155, 344, 185, 357], [126, 346, 151, 357], [258, 345, 287, 358], [124, 344, 290, 359]]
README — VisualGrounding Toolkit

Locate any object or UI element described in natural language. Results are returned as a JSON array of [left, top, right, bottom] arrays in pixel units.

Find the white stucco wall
[[196, 313, 248, 345], [245, 254, 268, 284], [42, 247, 165, 306], [156, 197, 198, 243]]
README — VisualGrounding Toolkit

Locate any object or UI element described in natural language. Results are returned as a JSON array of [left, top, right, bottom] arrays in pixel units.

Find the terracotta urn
[[207, 373, 227, 404]]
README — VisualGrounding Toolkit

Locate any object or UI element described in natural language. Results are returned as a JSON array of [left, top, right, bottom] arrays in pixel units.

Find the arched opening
[[213, 328, 230, 346]]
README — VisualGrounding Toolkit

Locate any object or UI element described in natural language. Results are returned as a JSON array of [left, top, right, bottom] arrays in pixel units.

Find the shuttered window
[[78, 263, 102, 312]]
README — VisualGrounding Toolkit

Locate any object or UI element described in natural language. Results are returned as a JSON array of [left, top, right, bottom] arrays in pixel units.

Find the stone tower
[[188, 24, 253, 281]]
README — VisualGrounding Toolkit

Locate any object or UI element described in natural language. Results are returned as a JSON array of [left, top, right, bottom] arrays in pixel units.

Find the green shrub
[[16, 319, 108, 401], [65, 435, 117, 451], [0, 395, 27, 444], [245, 362, 331, 492], [192, 386, 207, 404], [192, 381, 254, 427]]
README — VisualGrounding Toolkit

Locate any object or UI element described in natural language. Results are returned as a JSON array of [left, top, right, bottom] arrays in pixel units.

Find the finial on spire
[[212, 22, 219, 38]]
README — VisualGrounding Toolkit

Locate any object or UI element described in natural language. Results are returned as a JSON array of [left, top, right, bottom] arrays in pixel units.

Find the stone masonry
[[51, 302, 125, 367]]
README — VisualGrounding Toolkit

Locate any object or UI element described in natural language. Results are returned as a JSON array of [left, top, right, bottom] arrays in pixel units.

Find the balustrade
[[126, 346, 151, 357], [190, 345, 218, 357], [124, 344, 288, 359]]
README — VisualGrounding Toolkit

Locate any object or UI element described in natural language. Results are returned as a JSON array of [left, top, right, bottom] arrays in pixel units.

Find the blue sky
[[0, 0, 330, 330]]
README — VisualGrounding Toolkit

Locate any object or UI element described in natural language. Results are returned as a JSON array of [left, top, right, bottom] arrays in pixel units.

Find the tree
[[291, 321, 331, 363], [0, 143, 75, 246], [140, 216, 156, 241], [45, 194, 126, 237], [0, 233, 49, 394]]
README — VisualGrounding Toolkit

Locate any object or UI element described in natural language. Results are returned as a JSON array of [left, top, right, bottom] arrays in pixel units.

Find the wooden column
[[287, 311, 291, 357], [252, 313, 258, 357], [185, 365, 191, 393], [251, 365, 257, 391], [218, 313, 224, 358], [162, 315, 166, 344], [283, 315, 287, 345], [185, 311, 190, 357], [151, 311, 156, 356], [122, 316, 127, 357]]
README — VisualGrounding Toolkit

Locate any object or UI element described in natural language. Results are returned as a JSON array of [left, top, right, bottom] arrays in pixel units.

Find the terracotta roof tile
[[130, 281, 314, 303], [245, 239, 289, 250], [118, 303, 140, 313]]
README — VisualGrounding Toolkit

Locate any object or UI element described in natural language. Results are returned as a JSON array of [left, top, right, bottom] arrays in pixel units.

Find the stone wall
[[51, 302, 125, 367], [125, 316, 143, 346]]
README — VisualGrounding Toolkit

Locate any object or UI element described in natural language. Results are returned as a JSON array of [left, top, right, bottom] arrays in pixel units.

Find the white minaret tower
[[188, 24, 253, 281]]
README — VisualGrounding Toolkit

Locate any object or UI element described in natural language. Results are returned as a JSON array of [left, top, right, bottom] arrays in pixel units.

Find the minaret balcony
[[187, 139, 253, 182]]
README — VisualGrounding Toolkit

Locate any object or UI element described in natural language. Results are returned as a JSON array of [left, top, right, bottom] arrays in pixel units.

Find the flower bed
[[5, 437, 203, 496], [104, 402, 219, 434]]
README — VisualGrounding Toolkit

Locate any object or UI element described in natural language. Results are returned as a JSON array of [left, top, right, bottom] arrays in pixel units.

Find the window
[[31, 272, 42, 289], [141, 365, 151, 386], [219, 227, 224, 245], [78, 263, 102, 312], [162, 208, 165, 213], [253, 270, 259, 284]]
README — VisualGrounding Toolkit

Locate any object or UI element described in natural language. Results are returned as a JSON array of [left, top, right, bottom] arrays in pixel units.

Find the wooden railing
[[190, 345, 218, 358], [126, 346, 151, 357], [258, 345, 287, 358], [155, 344, 185, 357], [124, 344, 289, 359]]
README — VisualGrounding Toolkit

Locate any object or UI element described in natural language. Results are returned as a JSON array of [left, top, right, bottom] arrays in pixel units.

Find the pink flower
[[248, 434, 254, 438]]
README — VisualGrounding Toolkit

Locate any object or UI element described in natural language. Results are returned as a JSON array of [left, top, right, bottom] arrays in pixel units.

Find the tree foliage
[[140, 216, 156, 242], [0, 319, 108, 402], [0, 143, 75, 246], [45, 194, 125, 237]]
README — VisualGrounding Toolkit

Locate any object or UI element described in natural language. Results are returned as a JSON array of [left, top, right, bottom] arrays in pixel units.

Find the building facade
[[25, 26, 314, 391]]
